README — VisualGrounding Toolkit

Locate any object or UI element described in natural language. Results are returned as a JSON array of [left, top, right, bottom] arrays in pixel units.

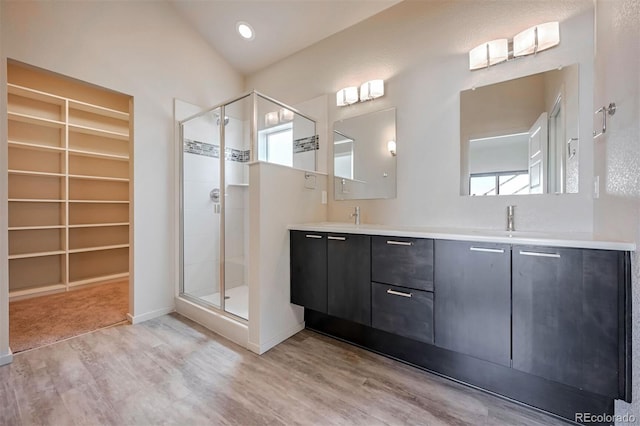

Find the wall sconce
[[360, 79, 384, 101], [336, 86, 359, 106], [265, 111, 279, 126], [469, 21, 559, 70], [387, 140, 396, 156], [278, 108, 294, 122], [336, 79, 385, 106]]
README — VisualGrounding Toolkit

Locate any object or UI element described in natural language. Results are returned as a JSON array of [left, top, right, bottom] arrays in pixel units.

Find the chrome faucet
[[506, 205, 515, 232], [351, 206, 361, 225]]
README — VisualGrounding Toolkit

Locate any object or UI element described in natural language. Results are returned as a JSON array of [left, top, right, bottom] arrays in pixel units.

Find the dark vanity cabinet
[[327, 234, 371, 326], [290, 231, 328, 313], [434, 240, 511, 367], [371, 236, 434, 343], [291, 229, 631, 423], [512, 245, 625, 398], [290, 231, 370, 325]]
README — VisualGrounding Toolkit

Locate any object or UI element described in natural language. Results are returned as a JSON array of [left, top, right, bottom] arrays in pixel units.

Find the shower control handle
[[210, 188, 220, 202]]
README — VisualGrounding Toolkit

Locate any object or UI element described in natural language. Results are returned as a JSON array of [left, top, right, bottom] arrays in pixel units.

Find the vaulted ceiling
[[168, 0, 402, 75]]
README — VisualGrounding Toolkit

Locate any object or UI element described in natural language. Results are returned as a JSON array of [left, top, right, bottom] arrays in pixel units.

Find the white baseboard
[[248, 321, 305, 355], [127, 306, 174, 325], [0, 349, 14, 366], [175, 297, 248, 348]]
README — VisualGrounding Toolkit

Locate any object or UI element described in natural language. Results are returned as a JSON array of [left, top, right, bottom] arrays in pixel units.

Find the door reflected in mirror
[[460, 64, 579, 196], [333, 108, 396, 200]]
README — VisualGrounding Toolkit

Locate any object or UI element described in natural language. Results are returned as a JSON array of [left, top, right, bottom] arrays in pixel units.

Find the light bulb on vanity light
[[513, 22, 559, 57], [278, 108, 294, 122], [469, 39, 508, 70], [265, 111, 279, 126], [336, 86, 359, 107], [360, 79, 384, 101], [387, 140, 396, 156]]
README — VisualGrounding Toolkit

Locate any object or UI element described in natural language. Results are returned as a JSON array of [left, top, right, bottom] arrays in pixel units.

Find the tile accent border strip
[[294, 135, 319, 153], [184, 138, 250, 162]]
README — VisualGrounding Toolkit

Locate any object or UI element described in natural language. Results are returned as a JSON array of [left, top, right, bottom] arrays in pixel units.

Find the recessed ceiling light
[[237, 22, 254, 40]]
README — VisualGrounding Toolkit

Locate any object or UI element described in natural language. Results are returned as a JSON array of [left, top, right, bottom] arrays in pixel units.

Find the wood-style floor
[[0, 313, 568, 425]]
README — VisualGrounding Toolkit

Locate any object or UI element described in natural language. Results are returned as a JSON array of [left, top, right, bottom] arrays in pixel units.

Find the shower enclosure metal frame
[[178, 90, 316, 320]]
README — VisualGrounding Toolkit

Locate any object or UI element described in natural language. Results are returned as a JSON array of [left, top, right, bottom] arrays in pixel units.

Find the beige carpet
[[9, 281, 129, 353]]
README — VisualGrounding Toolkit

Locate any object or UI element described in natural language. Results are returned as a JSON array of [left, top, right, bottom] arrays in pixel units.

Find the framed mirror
[[460, 64, 579, 196], [333, 108, 397, 200]]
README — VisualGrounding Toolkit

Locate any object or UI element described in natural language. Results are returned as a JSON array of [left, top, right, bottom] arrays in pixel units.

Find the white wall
[[246, 0, 595, 232], [2, 1, 243, 326], [248, 163, 327, 354], [592, 0, 640, 421]]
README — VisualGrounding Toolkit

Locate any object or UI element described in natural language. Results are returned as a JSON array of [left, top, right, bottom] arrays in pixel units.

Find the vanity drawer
[[372, 236, 434, 291], [371, 282, 434, 344]]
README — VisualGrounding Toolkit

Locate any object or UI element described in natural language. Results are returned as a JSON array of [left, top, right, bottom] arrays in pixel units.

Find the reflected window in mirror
[[460, 64, 579, 196]]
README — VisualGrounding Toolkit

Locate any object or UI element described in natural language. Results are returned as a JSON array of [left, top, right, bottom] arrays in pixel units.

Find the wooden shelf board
[[69, 273, 129, 288], [68, 244, 129, 254], [9, 169, 65, 178], [68, 123, 129, 141], [9, 250, 66, 260], [8, 83, 66, 105], [9, 283, 67, 299], [8, 111, 65, 128], [8, 140, 65, 153], [68, 174, 129, 182], [68, 200, 129, 204], [69, 99, 129, 121], [9, 225, 65, 231], [68, 222, 129, 229], [9, 198, 65, 203], [68, 149, 129, 161]]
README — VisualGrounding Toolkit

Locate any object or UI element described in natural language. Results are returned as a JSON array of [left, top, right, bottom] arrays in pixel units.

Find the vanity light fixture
[[360, 79, 385, 101], [264, 111, 279, 126], [336, 86, 359, 107], [336, 79, 385, 107], [387, 140, 396, 156], [469, 21, 560, 70]]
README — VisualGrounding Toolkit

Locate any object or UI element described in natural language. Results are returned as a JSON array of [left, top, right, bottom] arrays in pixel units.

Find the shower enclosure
[[179, 92, 316, 321]]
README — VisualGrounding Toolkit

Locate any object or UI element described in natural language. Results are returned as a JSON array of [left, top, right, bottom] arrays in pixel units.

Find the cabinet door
[[327, 233, 371, 326], [512, 246, 620, 397], [372, 236, 433, 291], [290, 231, 327, 313], [434, 240, 511, 367]]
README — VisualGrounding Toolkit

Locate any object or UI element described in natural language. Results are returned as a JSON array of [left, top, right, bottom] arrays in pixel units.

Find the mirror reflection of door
[[548, 95, 565, 194], [333, 131, 354, 180], [528, 112, 548, 194]]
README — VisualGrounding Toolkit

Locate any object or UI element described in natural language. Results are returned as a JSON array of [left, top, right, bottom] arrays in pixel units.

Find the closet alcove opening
[[6, 60, 133, 352]]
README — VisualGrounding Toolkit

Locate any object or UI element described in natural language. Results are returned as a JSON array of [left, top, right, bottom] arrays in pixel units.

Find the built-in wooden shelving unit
[[7, 61, 132, 299]]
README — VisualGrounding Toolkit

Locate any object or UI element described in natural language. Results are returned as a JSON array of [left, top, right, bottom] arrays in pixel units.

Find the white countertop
[[288, 222, 636, 251]]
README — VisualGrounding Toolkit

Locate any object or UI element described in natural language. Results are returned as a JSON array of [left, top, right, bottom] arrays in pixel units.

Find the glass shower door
[[222, 95, 251, 320], [180, 108, 222, 309]]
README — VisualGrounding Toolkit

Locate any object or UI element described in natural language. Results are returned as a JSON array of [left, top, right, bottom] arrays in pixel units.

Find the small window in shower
[[258, 124, 293, 167]]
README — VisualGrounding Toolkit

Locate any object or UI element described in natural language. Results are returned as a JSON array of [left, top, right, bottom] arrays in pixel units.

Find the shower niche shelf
[[6, 61, 133, 300]]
